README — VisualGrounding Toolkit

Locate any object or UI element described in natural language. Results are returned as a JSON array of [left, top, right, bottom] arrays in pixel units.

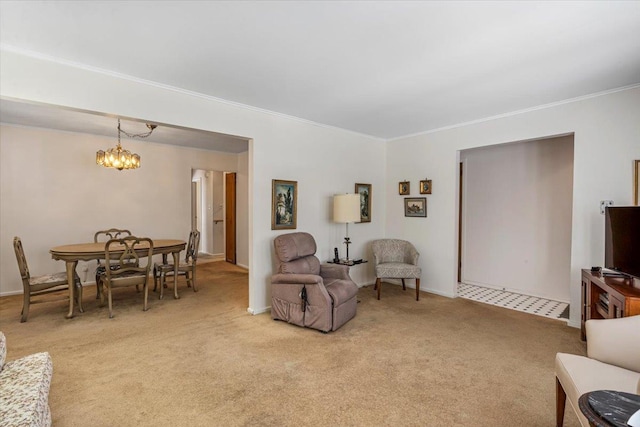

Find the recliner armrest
[[586, 315, 640, 373], [320, 264, 350, 280], [272, 273, 323, 285]]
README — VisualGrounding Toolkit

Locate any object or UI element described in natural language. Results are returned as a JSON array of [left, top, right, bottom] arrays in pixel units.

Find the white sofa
[[0, 332, 53, 427], [555, 315, 640, 427]]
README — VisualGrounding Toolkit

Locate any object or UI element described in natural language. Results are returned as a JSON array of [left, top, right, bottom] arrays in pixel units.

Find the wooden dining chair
[[153, 230, 200, 299], [93, 228, 132, 299], [97, 236, 153, 318], [13, 236, 83, 322]]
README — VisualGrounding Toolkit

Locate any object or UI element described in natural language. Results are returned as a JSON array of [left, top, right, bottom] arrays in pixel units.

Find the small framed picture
[[271, 179, 297, 230], [355, 183, 372, 223], [404, 197, 427, 217], [399, 181, 410, 195], [420, 179, 432, 194]]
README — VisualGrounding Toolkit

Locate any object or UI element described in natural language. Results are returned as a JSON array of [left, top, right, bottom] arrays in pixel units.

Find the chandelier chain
[[118, 118, 157, 139]]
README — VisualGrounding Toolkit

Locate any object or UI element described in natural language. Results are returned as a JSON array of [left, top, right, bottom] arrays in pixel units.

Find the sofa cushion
[[586, 315, 640, 373], [0, 352, 53, 427], [555, 352, 640, 427], [376, 262, 421, 279], [0, 332, 6, 371]]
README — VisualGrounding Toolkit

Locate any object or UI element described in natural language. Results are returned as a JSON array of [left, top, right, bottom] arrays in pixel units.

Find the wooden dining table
[[50, 239, 186, 318]]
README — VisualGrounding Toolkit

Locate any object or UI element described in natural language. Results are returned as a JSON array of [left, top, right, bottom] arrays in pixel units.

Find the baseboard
[[566, 320, 580, 329], [236, 263, 249, 270], [0, 289, 22, 297], [366, 280, 456, 299], [247, 306, 270, 315]]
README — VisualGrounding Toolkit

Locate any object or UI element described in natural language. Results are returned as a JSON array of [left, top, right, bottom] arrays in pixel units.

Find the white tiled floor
[[457, 282, 569, 320]]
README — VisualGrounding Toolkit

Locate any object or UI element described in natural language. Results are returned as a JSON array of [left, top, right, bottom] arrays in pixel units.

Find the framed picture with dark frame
[[271, 179, 297, 230], [399, 181, 410, 195], [419, 179, 432, 194], [404, 197, 427, 217], [355, 183, 372, 223], [634, 160, 639, 206]]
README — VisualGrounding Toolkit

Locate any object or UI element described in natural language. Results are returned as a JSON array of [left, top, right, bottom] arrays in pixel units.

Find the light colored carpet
[[0, 262, 585, 426]]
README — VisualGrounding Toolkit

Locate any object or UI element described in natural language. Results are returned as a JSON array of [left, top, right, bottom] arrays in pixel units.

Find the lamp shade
[[333, 194, 361, 223]]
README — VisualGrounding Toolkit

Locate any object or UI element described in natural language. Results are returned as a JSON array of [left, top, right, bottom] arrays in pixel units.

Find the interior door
[[225, 172, 237, 264]]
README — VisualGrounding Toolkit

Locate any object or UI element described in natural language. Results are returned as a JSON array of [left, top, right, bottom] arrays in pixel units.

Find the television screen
[[604, 206, 640, 279]]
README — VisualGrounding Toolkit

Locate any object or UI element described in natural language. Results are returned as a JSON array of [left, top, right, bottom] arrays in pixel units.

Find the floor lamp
[[333, 193, 361, 262]]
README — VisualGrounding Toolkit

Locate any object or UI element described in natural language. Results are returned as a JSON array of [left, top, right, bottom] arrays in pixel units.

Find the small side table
[[578, 390, 640, 427], [327, 259, 368, 266]]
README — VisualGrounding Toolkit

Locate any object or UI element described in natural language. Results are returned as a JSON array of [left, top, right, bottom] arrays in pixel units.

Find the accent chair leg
[[556, 377, 566, 427], [95, 273, 101, 299], [402, 279, 406, 290], [143, 282, 149, 312], [21, 289, 30, 323], [416, 278, 420, 301], [191, 269, 197, 292], [376, 278, 382, 300], [107, 285, 114, 318], [153, 267, 158, 292], [159, 272, 165, 300]]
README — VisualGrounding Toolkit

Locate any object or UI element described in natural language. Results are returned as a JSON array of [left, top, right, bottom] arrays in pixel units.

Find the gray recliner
[[271, 232, 358, 332]]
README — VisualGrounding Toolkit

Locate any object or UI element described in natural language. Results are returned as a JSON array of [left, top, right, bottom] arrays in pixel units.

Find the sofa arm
[[0, 351, 53, 427], [320, 264, 350, 280], [586, 315, 640, 373], [272, 273, 323, 286]]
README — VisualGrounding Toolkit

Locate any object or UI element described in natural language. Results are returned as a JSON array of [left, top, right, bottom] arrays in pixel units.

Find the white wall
[[236, 152, 249, 269], [0, 50, 386, 312], [460, 136, 574, 302], [386, 86, 640, 326], [0, 125, 247, 295]]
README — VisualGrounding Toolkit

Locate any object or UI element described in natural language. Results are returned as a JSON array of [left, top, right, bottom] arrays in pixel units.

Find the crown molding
[[388, 83, 640, 142], [0, 45, 385, 142]]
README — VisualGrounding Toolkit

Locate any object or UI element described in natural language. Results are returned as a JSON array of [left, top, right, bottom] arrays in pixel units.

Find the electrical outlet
[[600, 200, 613, 214]]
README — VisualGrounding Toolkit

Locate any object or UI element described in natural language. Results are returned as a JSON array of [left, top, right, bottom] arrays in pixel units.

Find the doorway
[[457, 135, 575, 303], [191, 169, 236, 263]]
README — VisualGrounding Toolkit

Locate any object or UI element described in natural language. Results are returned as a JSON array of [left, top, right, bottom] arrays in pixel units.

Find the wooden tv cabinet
[[581, 269, 640, 340]]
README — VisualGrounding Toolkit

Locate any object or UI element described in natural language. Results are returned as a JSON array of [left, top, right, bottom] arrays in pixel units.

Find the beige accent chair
[[153, 230, 200, 299], [93, 228, 132, 299], [555, 315, 640, 427], [13, 236, 83, 322], [97, 236, 153, 318], [271, 232, 358, 332], [371, 239, 421, 300]]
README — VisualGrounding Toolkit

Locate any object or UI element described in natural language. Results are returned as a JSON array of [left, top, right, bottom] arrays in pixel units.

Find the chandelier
[[96, 118, 157, 170]]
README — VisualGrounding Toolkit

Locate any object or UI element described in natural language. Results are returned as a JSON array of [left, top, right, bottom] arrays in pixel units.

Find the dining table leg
[[172, 250, 180, 299], [65, 260, 78, 319]]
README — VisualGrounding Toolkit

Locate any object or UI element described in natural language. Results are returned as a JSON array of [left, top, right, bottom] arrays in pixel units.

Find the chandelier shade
[[96, 118, 156, 171]]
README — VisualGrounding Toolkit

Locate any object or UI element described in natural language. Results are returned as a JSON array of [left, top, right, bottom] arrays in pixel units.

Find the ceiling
[[1, 1, 640, 141]]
